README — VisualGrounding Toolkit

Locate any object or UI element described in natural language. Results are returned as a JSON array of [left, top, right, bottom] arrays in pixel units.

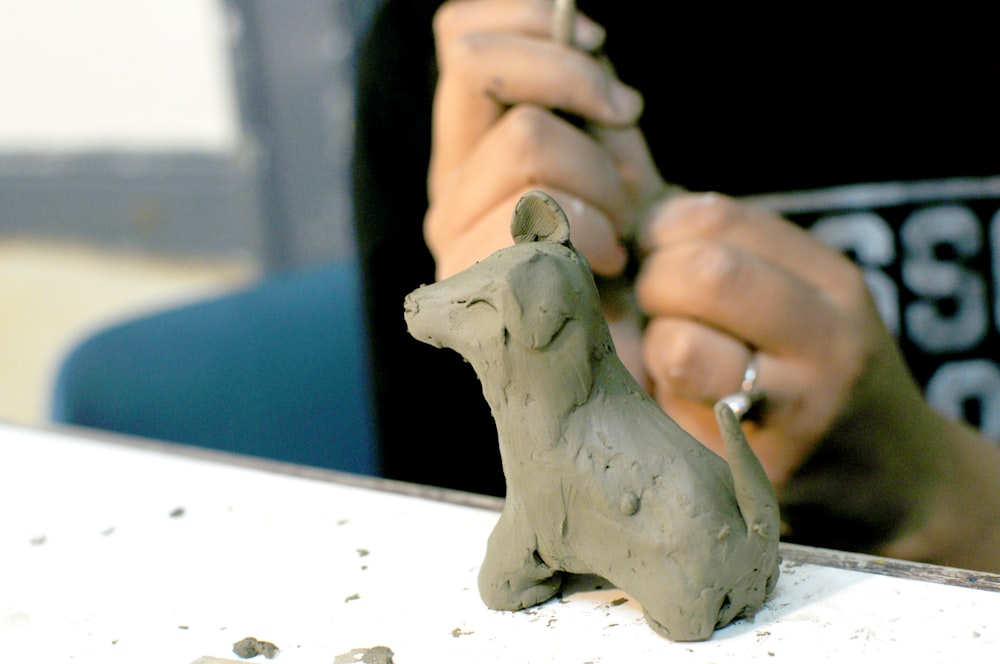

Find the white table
[[2, 422, 999, 663]]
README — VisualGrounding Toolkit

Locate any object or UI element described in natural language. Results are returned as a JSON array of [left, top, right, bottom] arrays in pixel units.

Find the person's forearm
[[883, 416, 1000, 573]]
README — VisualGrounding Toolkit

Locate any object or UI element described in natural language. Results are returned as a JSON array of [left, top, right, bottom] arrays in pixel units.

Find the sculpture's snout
[[402, 291, 420, 320], [403, 286, 449, 350]]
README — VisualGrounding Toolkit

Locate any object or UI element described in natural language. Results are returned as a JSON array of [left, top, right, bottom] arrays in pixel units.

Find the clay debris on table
[[232, 636, 279, 659], [334, 645, 396, 663]]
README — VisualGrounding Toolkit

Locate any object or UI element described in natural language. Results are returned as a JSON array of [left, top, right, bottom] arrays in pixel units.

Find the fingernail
[[573, 18, 606, 51], [564, 195, 585, 219], [610, 82, 643, 121]]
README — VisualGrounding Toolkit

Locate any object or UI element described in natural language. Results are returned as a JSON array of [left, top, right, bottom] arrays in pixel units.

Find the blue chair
[[50, 260, 379, 476], [49, 2, 382, 476]]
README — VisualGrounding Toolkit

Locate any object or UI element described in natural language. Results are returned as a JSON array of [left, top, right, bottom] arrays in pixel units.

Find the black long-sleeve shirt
[[352, 0, 1000, 499]]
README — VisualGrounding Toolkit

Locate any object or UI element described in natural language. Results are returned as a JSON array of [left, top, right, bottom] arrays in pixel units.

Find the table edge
[[23, 421, 1000, 594]]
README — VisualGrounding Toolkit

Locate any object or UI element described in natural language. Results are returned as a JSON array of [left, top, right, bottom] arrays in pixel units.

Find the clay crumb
[[170, 506, 186, 518], [451, 627, 473, 638], [356, 548, 370, 557], [609, 597, 628, 607], [345, 593, 361, 603], [619, 492, 639, 515], [232, 636, 279, 659], [333, 646, 395, 664]]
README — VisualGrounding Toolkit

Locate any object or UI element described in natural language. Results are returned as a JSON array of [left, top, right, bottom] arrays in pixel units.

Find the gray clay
[[404, 190, 780, 641], [333, 646, 395, 664], [232, 636, 279, 659]]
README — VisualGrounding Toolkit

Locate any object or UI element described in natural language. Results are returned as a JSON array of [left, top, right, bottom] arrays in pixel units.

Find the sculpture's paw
[[642, 608, 714, 643], [516, 576, 563, 608], [481, 573, 563, 611]]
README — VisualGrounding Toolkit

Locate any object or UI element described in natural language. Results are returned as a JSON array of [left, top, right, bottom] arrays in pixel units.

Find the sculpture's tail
[[714, 402, 780, 541]]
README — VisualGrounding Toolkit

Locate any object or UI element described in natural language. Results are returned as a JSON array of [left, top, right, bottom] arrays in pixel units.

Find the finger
[[642, 315, 800, 426], [642, 316, 811, 425], [591, 123, 674, 239], [641, 321, 812, 489], [636, 239, 841, 356], [431, 34, 642, 191], [642, 316, 753, 405], [593, 124, 668, 199], [428, 105, 634, 244], [640, 193, 853, 296], [429, 193, 520, 279], [552, 189, 629, 276], [434, 0, 606, 52]]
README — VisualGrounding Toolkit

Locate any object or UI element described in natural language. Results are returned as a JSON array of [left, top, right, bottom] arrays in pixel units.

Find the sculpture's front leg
[[477, 508, 563, 610]]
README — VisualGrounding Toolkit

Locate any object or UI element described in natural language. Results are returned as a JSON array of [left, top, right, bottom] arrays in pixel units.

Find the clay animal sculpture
[[403, 190, 780, 641]]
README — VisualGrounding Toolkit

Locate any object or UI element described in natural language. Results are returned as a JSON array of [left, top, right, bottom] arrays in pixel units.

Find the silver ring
[[739, 354, 759, 394], [719, 354, 765, 420]]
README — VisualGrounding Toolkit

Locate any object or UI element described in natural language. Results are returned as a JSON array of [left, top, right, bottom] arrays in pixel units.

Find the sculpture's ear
[[511, 190, 571, 246], [504, 256, 572, 350]]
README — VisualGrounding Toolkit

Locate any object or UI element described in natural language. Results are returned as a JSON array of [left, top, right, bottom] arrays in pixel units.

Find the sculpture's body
[[404, 190, 780, 641]]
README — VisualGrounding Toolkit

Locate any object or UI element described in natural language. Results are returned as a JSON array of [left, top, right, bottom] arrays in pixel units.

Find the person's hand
[[636, 193, 898, 487], [428, 0, 668, 378], [427, 0, 664, 280], [635, 192, 1000, 568]]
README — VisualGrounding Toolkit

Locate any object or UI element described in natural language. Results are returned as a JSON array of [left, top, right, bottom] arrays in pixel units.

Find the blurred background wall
[[0, 0, 377, 425]]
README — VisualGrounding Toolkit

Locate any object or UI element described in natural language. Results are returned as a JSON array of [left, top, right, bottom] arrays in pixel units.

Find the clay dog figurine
[[403, 190, 780, 641]]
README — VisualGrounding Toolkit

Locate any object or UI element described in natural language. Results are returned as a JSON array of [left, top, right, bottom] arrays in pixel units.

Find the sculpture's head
[[403, 190, 603, 365]]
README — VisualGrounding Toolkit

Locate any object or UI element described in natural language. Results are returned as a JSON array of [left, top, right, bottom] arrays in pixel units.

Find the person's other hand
[[636, 192, 955, 552]]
